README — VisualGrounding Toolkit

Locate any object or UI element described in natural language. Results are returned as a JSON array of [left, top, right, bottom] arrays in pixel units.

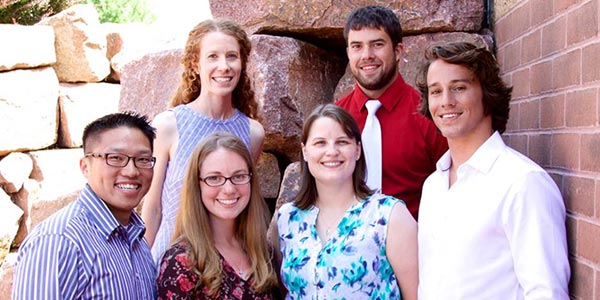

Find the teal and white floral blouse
[[276, 193, 402, 300]]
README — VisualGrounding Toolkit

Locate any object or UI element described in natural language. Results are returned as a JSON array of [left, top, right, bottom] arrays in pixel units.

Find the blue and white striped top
[[12, 184, 156, 300], [151, 104, 251, 264]]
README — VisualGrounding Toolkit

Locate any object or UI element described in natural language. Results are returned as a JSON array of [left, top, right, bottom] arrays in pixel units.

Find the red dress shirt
[[336, 75, 448, 219]]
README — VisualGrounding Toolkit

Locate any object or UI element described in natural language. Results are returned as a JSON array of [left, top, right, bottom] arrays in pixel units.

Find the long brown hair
[[169, 19, 259, 120], [294, 104, 372, 209], [172, 132, 276, 296]]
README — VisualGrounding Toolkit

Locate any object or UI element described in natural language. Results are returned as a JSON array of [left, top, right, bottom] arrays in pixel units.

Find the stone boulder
[[0, 67, 59, 156], [119, 48, 184, 119], [0, 24, 56, 72], [256, 152, 281, 199], [0, 253, 16, 297], [210, 0, 484, 47], [0, 189, 22, 266], [38, 4, 110, 83], [10, 179, 41, 247], [248, 35, 346, 161], [58, 82, 121, 148], [0, 152, 33, 194], [333, 32, 494, 100]]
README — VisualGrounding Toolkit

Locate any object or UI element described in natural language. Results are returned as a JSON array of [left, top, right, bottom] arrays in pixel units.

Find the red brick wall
[[495, 0, 600, 298]]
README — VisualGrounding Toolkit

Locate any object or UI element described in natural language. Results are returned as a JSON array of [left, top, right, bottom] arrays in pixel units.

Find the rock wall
[[0, 0, 490, 295]]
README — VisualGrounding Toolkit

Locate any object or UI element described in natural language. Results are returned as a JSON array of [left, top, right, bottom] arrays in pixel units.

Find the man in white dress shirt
[[415, 42, 570, 299]]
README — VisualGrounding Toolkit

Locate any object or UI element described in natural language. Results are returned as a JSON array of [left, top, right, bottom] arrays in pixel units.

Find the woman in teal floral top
[[273, 104, 418, 300]]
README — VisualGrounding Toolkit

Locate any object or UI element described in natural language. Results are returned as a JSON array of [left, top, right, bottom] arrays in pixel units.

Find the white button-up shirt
[[418, 132, 570, 300]]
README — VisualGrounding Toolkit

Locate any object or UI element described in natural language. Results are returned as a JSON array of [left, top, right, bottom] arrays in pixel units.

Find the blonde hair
[[169, 19, 259, 120], [172, 132, 276, 296]]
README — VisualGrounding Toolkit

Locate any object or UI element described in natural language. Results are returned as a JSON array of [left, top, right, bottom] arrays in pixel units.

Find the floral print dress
[[156, 241, 274, 300], [276, 194, 402, 300]]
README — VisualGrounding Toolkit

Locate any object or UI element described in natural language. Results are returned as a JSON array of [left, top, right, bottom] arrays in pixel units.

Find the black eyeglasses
[[199, 173, 252, 187], [85, 153, 156, 169]]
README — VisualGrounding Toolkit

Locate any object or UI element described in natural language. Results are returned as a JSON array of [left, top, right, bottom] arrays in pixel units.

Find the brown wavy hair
[[171, 132, 276, 296], [169, 19, 259, 120], [295, 104, 372, 209], [416, 42, 513, 133]]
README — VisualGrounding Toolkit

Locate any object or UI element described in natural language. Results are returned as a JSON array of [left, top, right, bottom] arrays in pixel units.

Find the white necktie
[[361, 100, 382, 192]]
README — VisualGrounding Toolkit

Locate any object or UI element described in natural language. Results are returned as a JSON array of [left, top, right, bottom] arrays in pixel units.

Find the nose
[[360, 45, 375, 60], [325, 142, 340, 155], [120, 158, 140, 177], [217, 57, 230, 71], [440, 89, 456, 108]]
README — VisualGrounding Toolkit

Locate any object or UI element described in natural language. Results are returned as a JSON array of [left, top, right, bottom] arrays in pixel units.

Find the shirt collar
[[350, 75, 408, 113], [79, 184, 146, 241], [436, 131, 505, 174]]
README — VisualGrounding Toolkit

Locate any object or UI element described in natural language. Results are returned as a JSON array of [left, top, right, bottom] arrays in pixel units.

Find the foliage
[[84, 0, 155, 24], [0, 0, 77, 24]]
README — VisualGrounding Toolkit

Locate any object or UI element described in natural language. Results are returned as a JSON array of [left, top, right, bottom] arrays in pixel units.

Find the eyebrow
[[427, 78, 473, 89]]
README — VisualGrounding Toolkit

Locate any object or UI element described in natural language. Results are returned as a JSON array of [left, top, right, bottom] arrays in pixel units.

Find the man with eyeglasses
[[12, 112, 158, 299]]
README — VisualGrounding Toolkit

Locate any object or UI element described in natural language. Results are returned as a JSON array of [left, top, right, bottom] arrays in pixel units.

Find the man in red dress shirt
[[336, 6, 448, 219]]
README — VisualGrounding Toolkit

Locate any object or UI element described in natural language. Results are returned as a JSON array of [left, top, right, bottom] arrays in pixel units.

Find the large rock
[[0, 67, 59, 156], [256, 152, 281, 199], [119, 48, 184, 119], [0, 189, 23, 266], [0, 24, 56, 72], [38, 4, 110, 83], [248, 35, 346, 161], [333, 32, 494, 100], [28, 149, 86, 230], [0, 253, 16, 298], [58, 82, 121, 148], [10, 179, 41, 247], [0, 152, 33, 194], [210, 0, 484, 47]]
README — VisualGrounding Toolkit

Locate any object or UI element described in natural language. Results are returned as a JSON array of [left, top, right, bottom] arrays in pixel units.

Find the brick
[[582, 42, 600, 83], [530, 60, 553, 94], [567, 0, 599, 45], [495, 17, 510, 47], [504, 41, 522, 71], [521, 29, 541, 64], [563, 175, 595, 217], [540, 94, 565, 129], [581, 133, 600, 172], [507, 102, 520, 132], [596, 179, 600, 219], [531, 0, 554, 26], [507, 134, 528, 155], [553, 49, 581, 89], [551, 133, 580, 169], [510, 1, 531, 40], [519, 99, 539, 129], [566, 88, 597, 127], [570, 258, 594, 300], [511, 68, 530, 99], [554, 0, 580, 13], [566, 215, 577, 254], [577, 220, 600, 265], [542, 16, 566, 56], [529, 133, 552, 167]]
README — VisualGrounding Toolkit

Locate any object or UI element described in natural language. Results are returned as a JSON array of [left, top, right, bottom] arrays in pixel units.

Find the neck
[[210, 218, 237, 247], [315, 182, 357, 210], [359, 72, 398, 99], [448, 130, 494, 173], [190, 93, 235, 119]]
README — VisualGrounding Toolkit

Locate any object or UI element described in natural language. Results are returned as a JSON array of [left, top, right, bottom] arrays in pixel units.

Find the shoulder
[[152, 110, 177, 132], [249, 118, 265, 139]]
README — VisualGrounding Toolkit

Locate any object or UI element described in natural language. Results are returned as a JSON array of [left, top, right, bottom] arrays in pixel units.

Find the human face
[[426, 59, 492, 145], [80, 127, 154, 225], [198, 31, 242, 98], [347, 27, 401, 98], [302, 117, 361, 187], [200, 148, 251, 224]]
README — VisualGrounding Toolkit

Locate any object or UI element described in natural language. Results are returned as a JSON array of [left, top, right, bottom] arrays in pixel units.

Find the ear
[[80, 157, 90, 179], [356, 141, 362, 161], [301, 143, 307, 161]]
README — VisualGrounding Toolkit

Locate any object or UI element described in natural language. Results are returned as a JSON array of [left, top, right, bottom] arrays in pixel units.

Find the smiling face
[[302, 116, 361, 187], [426, 59, 492, 146], [199, 147, 251, 224], [80, 126, 154, 225], [346, 27, 401, 98], [198, 31, 242, 98]]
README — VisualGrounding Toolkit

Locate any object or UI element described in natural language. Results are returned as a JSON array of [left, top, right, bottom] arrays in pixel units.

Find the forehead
[[90, 126, 151, 153], [427, 59, 477, 84], [307, 116, 347, 137], [201, 147, 248, 172], [200, 31, 240, 53], [347, 27, 391, 43]]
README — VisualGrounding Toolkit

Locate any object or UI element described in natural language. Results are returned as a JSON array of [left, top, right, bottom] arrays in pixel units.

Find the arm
[[248, 118, 265, 163], [12, 235, 81, 300], [386, 202, 418, 300], [504, 172, 570, 299], [141, 111, 177, 246]]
